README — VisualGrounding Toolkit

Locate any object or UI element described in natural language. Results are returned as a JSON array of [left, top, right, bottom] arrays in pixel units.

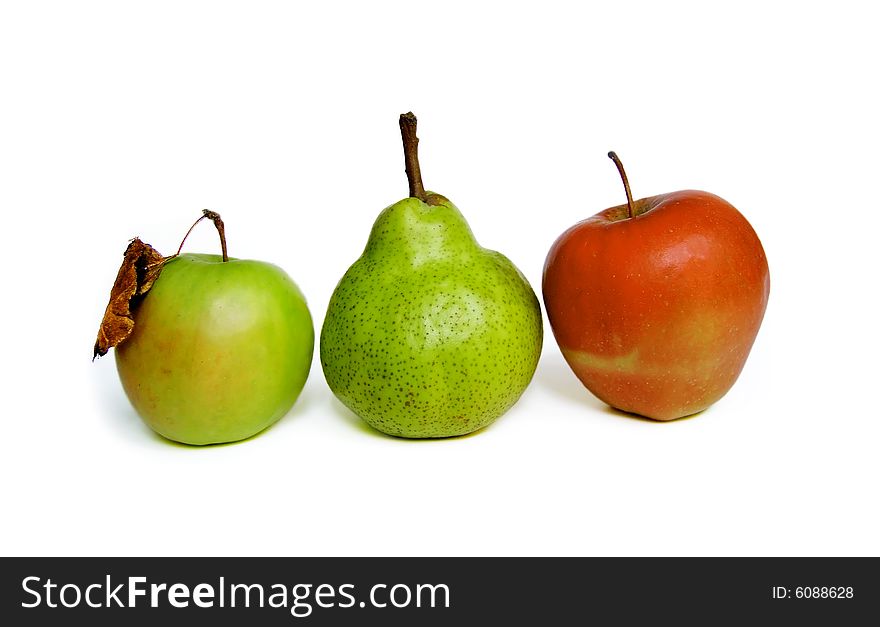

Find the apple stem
[[170, 209, 229, 262], [608, 151, 635, 219], [400, 112, 427, 201]]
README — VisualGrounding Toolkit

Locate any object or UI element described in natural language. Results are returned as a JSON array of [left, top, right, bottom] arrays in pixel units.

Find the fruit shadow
[[327, 396, 491, 441], [95, 367, 165, 444], [534, 351, 605, 408], [106, 384, 318, 450], [535, 351, 700, 424]]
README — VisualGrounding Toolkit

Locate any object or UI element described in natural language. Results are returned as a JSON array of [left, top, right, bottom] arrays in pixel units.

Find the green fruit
[[320, 113, 542, 438], [116, 250, 314, 445]]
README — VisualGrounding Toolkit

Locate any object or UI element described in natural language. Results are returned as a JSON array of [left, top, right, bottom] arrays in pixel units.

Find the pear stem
[[608, 151, 635, 219], [400, 112, 427, 201], [172, 209, 229, 262]]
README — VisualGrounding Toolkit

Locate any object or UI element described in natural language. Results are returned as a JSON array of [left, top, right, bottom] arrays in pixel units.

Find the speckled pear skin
[[320, 194, 543, 438]]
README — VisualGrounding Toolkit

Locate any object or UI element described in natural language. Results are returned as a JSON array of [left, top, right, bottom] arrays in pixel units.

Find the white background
[[2, 1, 878, 557]]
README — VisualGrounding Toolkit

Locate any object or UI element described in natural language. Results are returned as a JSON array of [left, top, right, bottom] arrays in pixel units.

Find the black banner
[[1, 558, 876, 624]]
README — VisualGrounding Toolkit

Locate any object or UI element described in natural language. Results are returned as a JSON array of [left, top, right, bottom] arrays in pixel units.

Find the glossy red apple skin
[[542, 190, 769, 420]]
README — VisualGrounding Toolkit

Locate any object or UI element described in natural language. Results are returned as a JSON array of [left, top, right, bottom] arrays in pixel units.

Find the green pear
[[320, 113, 542, 438]]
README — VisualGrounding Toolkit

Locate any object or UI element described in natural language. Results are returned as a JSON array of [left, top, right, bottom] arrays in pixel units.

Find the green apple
[[114, 241, 314, 445]]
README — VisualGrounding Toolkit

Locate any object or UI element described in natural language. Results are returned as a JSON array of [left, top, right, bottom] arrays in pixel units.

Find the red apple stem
[[170, 209, 229, 262], [608, 151, 635, 219], [400, 112, 427, 202]]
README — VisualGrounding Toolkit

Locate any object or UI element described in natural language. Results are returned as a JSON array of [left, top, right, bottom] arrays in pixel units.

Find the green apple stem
[[400, 112, 427, 201], [171, 209, 229, 262], [608, 151, 635, 219]]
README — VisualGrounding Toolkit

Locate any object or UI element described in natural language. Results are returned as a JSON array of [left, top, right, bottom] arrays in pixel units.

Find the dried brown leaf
[[93, 238, 166, 359]]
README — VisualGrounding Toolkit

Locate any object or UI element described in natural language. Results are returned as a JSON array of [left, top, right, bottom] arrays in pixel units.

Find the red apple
[[542, 153, 769, 420]]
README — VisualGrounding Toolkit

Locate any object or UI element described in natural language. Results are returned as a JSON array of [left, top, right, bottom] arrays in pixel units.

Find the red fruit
[[542, 153, 770, 420]]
